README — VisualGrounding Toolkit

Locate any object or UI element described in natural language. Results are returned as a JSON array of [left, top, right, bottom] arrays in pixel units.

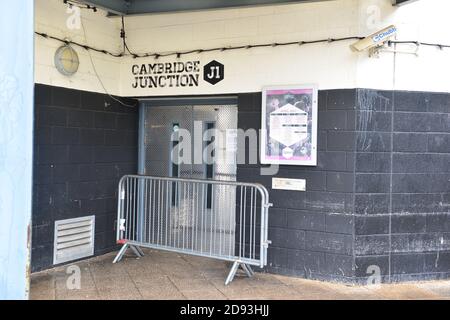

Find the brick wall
[[32, 84, 138, 272]]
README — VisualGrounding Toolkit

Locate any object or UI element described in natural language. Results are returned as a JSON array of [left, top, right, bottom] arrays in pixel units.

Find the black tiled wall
[[354, 89, 450, 283], [32, 85, 449, 282], [237, 89, 449, 283], [237, 90, 357, 282], [32, 84, 138, 272]]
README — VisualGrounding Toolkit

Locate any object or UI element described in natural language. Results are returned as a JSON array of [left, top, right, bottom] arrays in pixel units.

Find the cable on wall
[[63, 0, 98, 12], [79, 14, 137, 108], [44, 0, 450, 60], [35, 29, 450, 60], [35, 0, 450, 108]]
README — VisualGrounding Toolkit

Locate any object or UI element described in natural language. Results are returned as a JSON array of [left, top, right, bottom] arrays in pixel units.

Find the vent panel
[[53, 216, 95, 265]]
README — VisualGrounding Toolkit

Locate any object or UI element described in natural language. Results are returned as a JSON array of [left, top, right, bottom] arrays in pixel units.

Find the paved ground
[[30, 248, 450, 300]]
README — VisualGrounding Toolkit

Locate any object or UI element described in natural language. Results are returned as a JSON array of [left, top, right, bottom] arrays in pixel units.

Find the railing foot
[[130, 245, 144, 258], [135, 246, 145, 257], [113, 243, 129, 264], [241, 264, 254, 277], [113, 243, 143, 263], [225, 262, 254, 285], [225, 261, 240, 285]]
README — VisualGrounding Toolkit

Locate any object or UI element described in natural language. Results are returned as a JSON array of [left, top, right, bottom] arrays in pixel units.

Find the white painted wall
[[35, 0, 121, 94], [120, 0, 362, 96], [35, 0, 450, 96], [357, 0, 450, 93]]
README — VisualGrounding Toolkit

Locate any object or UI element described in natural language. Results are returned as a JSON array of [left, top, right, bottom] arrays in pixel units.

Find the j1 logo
[[203, 60, 224, 85]]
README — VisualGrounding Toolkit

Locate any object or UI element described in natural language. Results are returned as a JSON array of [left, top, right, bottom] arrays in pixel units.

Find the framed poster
[[261, 84, 318, 166]]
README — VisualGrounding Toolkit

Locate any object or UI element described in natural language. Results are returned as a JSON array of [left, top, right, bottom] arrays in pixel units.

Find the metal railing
[[113, 175, 271, 285]]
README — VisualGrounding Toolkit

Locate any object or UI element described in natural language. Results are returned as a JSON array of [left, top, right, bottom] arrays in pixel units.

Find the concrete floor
[[30, 248, 450, 300]]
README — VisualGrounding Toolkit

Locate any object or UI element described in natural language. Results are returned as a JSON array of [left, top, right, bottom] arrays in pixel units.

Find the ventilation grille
[[53, 216, 95, 265]]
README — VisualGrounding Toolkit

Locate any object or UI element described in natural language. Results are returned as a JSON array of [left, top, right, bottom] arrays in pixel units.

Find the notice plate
[[272, 178, 306, 191]]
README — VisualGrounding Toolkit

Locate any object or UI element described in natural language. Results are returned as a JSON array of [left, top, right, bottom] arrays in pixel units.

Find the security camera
[[351, 25, 397, 52]]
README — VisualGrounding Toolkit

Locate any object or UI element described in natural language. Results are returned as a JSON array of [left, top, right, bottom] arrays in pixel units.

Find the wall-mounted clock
[[54, 45, 79, 76]]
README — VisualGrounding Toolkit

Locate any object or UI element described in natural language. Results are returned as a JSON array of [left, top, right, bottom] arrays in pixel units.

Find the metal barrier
[[113, 175, 271, 285]]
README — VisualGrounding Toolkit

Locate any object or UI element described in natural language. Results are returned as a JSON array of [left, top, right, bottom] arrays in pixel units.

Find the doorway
[[138, 99, 238, 255]]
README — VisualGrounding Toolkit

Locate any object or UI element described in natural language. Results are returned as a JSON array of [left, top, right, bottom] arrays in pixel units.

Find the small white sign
[[272, 178, 306, 191]]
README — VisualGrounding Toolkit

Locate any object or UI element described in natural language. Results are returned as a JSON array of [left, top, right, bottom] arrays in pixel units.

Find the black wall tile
[[327, 89, 356, 110], [391, 253, 428, 275], [326, 172, 354, 192], [321, 254, 354, 277], [355, 174, 390, 194], [52, 127, 79, 145], [392, 193, 446, 214], [394, 112, 448, 133], [325, 213, 353, 234], [392, 173, 449, 193], [426, 213, 450, 233], [327, 131, 355, 151], [67, 109, 94, 128], [35, 85, 52, 106], [39, 106, 67, 127], [305, 231, 353, 255], [356, 132, 391, 152], [393, 153, 450, 173], [393, 133, 427, 153], [357, 89, 393, 112], [287, 249, 325, 274], [267, 247, 288, 269], [80, 128, 105, 146], [94, 112, 117, 129], [268, 207, 287, 228], [318, 110, 347, 130], [117, 113, 138, 130], [391, 233, 449, 253], [52, 86, 81, 108], [355, 152, 391, 173], [355, 235, 390, 255], [286, 210, 325, 232], [428, 134, 450, 153], [32, 84, 138, 272], [38, 145, 68, 164], [53, 164, 80, 183], [355, 215, 389, 235], [425, 251, 450, 273], [357, 111, 392, 132]]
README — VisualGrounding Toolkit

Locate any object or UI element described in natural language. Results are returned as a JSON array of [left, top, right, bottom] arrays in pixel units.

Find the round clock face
[[54, 45, 79, 76]]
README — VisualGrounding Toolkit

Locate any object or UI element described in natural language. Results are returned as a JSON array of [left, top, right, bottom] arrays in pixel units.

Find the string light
[[43, 0, 450, 60], [36, 30, 450, 60], [63, 0, 97, 12]]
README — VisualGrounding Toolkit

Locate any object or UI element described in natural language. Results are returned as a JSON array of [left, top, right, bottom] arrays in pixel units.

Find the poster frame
[[260, 84, 318, 166]]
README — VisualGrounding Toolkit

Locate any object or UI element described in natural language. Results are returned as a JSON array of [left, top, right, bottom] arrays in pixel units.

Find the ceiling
[[80, 0, 417, 16], [79, 0, 330, 16]]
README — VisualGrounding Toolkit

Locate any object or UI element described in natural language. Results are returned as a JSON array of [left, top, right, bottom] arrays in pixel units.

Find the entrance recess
[[112, 100, 271, 284], [139, 103, 238, 182]]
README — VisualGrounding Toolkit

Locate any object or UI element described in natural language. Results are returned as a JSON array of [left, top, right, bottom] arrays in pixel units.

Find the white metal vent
[[53, 216, 95, 265]]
